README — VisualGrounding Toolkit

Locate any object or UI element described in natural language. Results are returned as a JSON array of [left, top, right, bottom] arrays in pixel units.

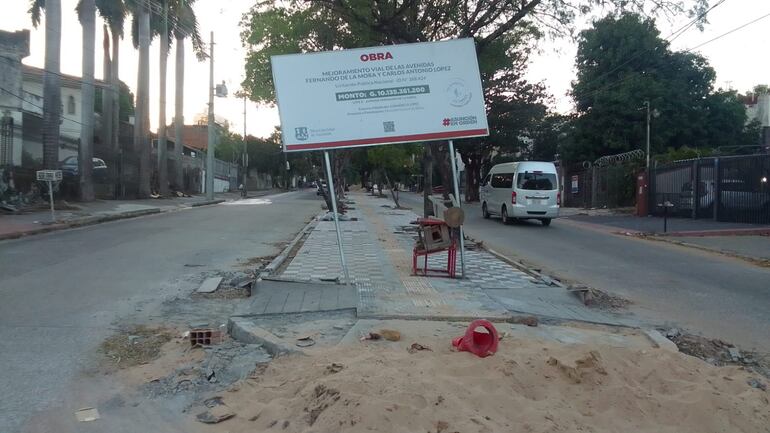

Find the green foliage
[[95, 81, 135, 121], [565, 13, 756, 163], [654, 145, 714, 163], [366, 143, 419, 180]]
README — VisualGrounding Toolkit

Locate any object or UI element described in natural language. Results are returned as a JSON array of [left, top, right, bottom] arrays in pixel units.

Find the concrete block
[[197, 277, 222, 293]]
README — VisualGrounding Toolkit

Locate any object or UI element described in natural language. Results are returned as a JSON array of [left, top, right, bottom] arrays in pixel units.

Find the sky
[[2, 0, 769, 139]]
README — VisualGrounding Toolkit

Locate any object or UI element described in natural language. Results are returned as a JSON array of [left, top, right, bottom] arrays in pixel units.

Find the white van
[[480, 161, 560, 226]]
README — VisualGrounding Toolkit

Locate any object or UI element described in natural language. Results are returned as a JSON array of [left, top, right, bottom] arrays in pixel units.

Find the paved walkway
[[277, 192, 629, 325]]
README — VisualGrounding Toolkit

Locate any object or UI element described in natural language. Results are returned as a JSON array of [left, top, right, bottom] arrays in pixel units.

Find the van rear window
[[517, 172, 557, 190]]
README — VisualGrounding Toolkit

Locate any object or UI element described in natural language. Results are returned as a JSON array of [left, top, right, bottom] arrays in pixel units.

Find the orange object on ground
[[452, 319, 499, 357]]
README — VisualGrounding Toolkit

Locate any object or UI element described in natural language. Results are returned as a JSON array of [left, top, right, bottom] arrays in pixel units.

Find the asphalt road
[[400, 192, 770, 352], [0, 190, 320, 433]]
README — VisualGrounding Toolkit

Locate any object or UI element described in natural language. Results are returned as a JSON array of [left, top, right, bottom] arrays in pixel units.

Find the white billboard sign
[[271, 38, 489, 152]]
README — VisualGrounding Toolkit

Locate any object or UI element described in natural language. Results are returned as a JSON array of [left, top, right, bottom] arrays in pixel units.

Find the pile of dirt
[[208, 336, 769, 433], [101, 326, 173, 368]]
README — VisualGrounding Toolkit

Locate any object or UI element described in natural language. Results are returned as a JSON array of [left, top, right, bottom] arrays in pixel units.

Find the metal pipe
[[448, 140, 465, 278], [324, 151, 350, 284]]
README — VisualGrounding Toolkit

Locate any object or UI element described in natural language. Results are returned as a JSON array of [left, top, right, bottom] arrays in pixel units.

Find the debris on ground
[[325, 363, 344, 374], [360, 332, 382, 341], [407, 343, 432, 354], [547, 351, 607, 384], [748, 378, 767, 391], [585, 288, 632, 310], [664, 330, 770, 379], [196, 397, 235, 424], [379, 329, 401, 341], [101, 326, 173, 368], [74, 407, 100, 422], [510, 315, 538, 327], [296, 335, 316, 347]]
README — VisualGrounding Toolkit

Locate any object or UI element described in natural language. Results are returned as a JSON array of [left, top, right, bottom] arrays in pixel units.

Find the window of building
[[67, 95, 76, 115]]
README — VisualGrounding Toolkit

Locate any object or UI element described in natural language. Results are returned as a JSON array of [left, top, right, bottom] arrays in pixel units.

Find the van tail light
[[511, 191, 517, 204], [557, 192, 561, 206]]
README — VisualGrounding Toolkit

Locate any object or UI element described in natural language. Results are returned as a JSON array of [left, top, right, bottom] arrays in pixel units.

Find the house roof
[[169, 124, 211, 151], [22, 64, 109, 89]]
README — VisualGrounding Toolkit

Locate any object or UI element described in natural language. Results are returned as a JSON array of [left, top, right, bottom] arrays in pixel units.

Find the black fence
[[650, 154, 770, 224], [562, 164, 638, 209]]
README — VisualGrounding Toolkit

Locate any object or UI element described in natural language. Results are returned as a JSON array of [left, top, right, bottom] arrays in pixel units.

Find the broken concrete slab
[[197, 277, 223, 294], [643, 329, 680, 352], [228, 317, 301, 357]]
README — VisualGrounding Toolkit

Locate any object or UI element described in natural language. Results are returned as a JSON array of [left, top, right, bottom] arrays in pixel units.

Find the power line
[[685, 10, 770, 52]]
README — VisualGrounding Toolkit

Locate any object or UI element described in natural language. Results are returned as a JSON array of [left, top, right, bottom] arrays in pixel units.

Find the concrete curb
[[259, 213, 322, 278], [189, 199, 226, 207], [483, 246, 566, 288], [653, 227, 770, 237], [0, 208, 161, 241], [227, 317, 302, 357], [643, 329, 680, 352], [0, 197, 238, 242]]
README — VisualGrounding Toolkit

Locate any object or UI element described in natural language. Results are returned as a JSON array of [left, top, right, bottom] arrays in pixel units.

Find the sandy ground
[[201, 334, 769, 433]]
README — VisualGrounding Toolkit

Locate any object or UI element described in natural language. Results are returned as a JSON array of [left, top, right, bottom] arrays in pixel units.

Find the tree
[[566, 13, 754, 163], [76, 0, 96, 201], [29, 0, 62, 170], [366, 144, 418, 207], [132, 2, 152, 198]]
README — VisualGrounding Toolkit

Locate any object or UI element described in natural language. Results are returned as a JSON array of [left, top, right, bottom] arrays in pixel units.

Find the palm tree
[[76, 0, 96, 201], [28, 0, 61, 170], [157, 0, 170, 196], [131, 1, 152, 198], [170, 0, 205, 192]]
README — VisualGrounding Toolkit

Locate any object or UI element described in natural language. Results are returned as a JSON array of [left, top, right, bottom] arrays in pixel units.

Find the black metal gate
[[650, 154, 770, 224]]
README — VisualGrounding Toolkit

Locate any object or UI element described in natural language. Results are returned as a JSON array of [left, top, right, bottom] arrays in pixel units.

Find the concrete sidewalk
[[0, 190, 280, 240], [562, 212, 769, 235], [273, 191, 633, 326]]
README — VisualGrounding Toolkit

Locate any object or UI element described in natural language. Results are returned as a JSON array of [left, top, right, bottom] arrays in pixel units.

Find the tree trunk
[[174, 35, 185, 191], [42, 0, 62, 170], [435, 143, 452, 202], [464, 153, 482, 202], [157, 4, 169, 196], [422, 143, 433, 217], [110, 26, 121, 197], [135, 6, 151, 198], [384, 170, 400, 208], [79, 0, 96, 201], [101, 26, 112, 151]]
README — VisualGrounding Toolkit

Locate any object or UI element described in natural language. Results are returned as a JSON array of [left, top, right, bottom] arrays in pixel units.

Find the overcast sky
[[2, 0, 768, 138]]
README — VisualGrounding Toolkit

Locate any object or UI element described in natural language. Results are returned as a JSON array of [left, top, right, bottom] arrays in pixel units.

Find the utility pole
[[242, 96, 248, 197], [206, 31, 215, 200], [645, 100, 651, 169]]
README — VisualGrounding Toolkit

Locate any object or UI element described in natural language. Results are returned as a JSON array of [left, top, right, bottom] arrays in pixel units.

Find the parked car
[[480, 161, 560, 226], [60, 156, 108, 181], [680, 179, 770, 212], [316, 181, 327, 196]]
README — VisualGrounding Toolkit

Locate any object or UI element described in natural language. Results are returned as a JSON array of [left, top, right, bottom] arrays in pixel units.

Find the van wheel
[[501, 206, 510, 225], [541, 218, 552, 227], [482, 202, 490, 219]]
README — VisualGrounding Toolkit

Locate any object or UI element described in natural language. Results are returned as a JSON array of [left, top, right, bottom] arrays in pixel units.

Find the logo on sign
[[360, 52, 393, 62], [294, 127, 308, 141], [442, 116, 478, 127], [446, 80, 472, 107]]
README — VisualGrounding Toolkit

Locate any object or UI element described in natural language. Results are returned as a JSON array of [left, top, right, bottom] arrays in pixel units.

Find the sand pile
[[211, 336, 769, 433]]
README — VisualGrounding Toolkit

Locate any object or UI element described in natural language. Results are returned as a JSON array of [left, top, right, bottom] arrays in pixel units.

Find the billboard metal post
[[323, 151, 350, 284], [448, 140, 465, 278]]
